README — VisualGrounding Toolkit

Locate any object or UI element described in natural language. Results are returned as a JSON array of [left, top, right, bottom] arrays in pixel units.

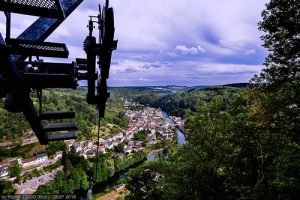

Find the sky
[[0, 0, 269, 86]]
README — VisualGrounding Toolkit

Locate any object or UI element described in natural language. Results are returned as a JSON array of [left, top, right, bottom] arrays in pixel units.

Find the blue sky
[[0, 0, 268, 86]]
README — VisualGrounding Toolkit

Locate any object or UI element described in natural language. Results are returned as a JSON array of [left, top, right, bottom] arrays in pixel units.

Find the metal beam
[[15, 0, 84, 61], [1, 1, 85, 144], [0, 0, 65, 19], [0, 46, 47, 144]]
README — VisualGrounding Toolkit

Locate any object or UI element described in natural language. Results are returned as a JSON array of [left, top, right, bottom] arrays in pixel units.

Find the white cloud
[[196, 63, 262, 74], [109, 57, 264, 86], [50, 27, 71, 40], [167, 52, 177, 57], [67, 45, 86, 59], [175, 45, 198, 55], [138, 77, 151, 82], [48, 8, 97, 43], [0, 14, 38, 38], [0, 23, 5, 35], [199, 41, 237, 56], [111, 59, 168, 74], [197, 45, 206, 53], [244, 49, 256, 55], [1, 0, 267, 55], [0, 0, 268, 86], [108, 0, 267, 53], [0, 22, 25, 39], [131, 55, 147, 60]]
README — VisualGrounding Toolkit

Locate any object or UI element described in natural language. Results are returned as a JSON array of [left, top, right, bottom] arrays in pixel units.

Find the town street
[[16, 167, 62, 194]]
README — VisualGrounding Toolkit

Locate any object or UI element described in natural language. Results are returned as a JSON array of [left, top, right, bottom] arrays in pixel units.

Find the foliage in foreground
[[0, 179, 16, 195], [34, 147, 146, 195], [126, 1, 300, 199], [126, 93, 300, 200]]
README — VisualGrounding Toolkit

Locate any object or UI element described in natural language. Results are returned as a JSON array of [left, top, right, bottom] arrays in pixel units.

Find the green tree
[[64, 159, 73, 178], [30, 169, 41, 177], [114, 157, 124, 172], [78, 168, 89, 190], [34, 182, 53, 195], [105, 159, 115, 178], [134, 130, 149, 142], [157, 96, 231, 199], [115, 143, 125, 153], [256, 0, 300, 85], [46, 141, 66, 157], [126, 164, 162, 200], [52, 171, 68, 194], [14, 175, 22, 184], [0, 179, 16, 195], [73, 168, 83, 190], [8, 163, 21, 178], [247, 1, 300, 197], [270, 145, 300, 199], [251, 0, 300, 147]]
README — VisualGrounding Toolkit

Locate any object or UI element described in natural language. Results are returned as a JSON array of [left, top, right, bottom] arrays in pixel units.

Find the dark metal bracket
[[0, 0, 85, 144]]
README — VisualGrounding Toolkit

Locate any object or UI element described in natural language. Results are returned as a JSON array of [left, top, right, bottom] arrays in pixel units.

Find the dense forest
[[124, 86, 241, 117], [124, 1, 300, 199], [111, 85, 247, 118]]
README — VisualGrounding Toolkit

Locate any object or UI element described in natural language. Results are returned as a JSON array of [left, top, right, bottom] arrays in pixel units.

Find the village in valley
[[0, 100, 185, 194]]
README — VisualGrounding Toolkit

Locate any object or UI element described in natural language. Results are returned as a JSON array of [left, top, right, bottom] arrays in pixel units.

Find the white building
[[147, 131, 157, 145], [72, 142, 82, 153], [9, 158, 22, 165], [64, 140, 75, 152], [114, 184, 125, 192], [21, 153, 48, 168], [84, 150, 95, 159], [105, 141, 114, 150], [86, 140, 93, 148], [124, 146, 132, 154], [22, 157, 37, 168], [36, 153, 48, 164], [115, 133, 123, 140], [0, 165, 9, 177], [55, 151, 63, 160]]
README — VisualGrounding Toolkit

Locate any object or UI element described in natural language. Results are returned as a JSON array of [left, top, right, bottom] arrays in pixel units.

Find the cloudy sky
[[0, 0, 268, 86]]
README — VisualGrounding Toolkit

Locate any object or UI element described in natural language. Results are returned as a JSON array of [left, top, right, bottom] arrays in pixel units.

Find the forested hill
[[0, 88, 128, 142], [112, 86, 242, 117], [0, 85, 241, 142]]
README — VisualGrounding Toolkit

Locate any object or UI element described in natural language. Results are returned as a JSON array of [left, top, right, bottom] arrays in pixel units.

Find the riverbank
[[97, 188, 130, 200], [161, 111, 186, 144], [91, 110, 186, 199]]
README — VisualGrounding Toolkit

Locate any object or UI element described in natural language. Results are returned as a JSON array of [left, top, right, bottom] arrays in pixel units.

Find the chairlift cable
[[95, 109, 101, 183], [37, 89, 42, 114]]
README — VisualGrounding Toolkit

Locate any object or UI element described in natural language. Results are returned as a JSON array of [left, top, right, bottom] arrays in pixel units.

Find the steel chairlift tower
[[0, 0, 117, 145]]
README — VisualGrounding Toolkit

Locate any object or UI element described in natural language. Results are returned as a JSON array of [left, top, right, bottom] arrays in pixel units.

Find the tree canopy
[[8, 163, 21, 178], [125, 3, 300, 197], [256, 0, 300, 85], [0, 179, 16, 195]]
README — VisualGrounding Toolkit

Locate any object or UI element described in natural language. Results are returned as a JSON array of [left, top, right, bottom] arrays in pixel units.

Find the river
[[89, 111, 186, 198], [161, 111, 186, 145]]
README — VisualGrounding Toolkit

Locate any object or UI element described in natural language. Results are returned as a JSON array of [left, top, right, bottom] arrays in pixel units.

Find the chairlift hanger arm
[[81, 0, 117, 118], [0, 0, 86, 145], [0, 0, 117, 147]]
